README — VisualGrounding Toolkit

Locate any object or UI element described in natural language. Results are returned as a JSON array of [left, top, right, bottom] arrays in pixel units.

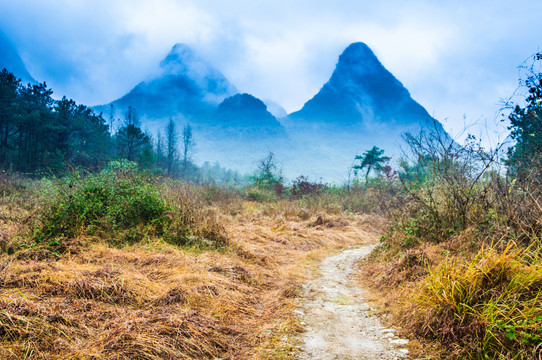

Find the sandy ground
[[296, 245, 410, 360]]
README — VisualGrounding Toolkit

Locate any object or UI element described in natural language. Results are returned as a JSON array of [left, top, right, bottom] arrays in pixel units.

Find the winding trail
[[296, 245, 410, 359]]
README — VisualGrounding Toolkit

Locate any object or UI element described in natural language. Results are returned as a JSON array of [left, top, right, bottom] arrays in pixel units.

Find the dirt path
[[296, 245, 410, 359]]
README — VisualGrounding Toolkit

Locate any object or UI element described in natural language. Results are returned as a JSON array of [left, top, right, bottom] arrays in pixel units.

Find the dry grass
[[0, 177, 383, 359], [408, 241, 542, 359], [361, 208, 542, 359]]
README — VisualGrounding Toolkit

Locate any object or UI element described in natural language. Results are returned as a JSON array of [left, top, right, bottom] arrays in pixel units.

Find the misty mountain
[[93, 41, 446, 181], [288, 42, 440, 130], [0, 30, 35, 84], [216, 93, 286, 137], [278, 42, 446, 181], [94, 44, 289, 173], [263, 99, 287, 118], [95, 43, 238, 122]]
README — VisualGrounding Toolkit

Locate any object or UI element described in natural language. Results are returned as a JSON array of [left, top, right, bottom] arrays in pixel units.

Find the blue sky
[[1, 0, 541, 144]]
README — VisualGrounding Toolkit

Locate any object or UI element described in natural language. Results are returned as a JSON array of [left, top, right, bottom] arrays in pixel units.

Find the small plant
[[290, 176, 324, 199]]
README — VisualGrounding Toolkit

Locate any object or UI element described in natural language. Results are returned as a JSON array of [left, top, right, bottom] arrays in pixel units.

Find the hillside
[[0, 30, 35, 84]]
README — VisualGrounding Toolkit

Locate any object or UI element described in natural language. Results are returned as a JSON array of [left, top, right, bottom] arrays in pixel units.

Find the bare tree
[[181, 123, 195, 178], [155, 130, 164, 169], [109, 104, 116, 134], [165, 118, 178, 177], [399, 122, 504, 232]]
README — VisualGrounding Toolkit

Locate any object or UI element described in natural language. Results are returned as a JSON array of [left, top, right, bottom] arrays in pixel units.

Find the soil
[[296, 245, 410, 359]]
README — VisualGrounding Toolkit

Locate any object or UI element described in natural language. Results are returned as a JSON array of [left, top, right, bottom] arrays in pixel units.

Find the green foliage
[[507, 53, 542, 179], [247, 152, 286, 201], [251, 152, 282, 188], [0, 69, 111, 174], [34, 161, 227, 249], [35, 162, 169, 244], [352, 146, 390, 183]]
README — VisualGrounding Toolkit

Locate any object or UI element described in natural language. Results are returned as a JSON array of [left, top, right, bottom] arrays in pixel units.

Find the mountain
[[0, 30, 35, 84], [95, 44, 238, 122], [278, 42, 447, 181], [216, 93, 285, 136], [288, 42, 438, 129], [95, 44, 289, 173], [263, 99, 287, 118], [93, 41, 446, 181]]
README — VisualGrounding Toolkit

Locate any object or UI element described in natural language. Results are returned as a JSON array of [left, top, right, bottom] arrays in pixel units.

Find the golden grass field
[[0, 184, 384, 360]]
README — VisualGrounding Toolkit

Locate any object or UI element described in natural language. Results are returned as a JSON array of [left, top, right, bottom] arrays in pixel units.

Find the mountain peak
[[339, 42, 375, 63], [159, 43, 198, 74], [161, 43, 193, 63], [333, 42, 386, 82]]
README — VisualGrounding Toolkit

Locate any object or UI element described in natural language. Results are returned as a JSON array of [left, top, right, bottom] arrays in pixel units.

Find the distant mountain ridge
[[94, 41, 447, 181]]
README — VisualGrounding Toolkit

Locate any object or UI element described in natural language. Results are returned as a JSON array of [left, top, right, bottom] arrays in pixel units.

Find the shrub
[[290, 176, 323, 199], [35, 165, 169, 244], [34, 162, 227, 248], [160, 181, 227, 247]]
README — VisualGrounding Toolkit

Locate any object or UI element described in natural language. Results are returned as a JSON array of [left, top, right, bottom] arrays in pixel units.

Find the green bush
[[35, 164, 169, 243], [34, 161, 227, 248]]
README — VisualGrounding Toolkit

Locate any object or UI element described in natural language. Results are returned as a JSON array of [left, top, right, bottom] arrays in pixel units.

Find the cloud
[[0, 0, 541, 140]]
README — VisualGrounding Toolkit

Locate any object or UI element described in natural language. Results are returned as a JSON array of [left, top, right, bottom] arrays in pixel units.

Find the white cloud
[[1, 0, 541, 140]]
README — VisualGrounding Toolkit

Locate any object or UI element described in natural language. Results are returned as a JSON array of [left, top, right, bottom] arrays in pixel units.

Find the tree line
[[0, 68, 243, 183]]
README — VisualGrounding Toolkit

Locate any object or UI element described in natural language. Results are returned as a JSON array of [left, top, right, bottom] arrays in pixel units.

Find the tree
[[253, 151, 281, 186], [18, 82, 55, 172], [180, 123, 195, 178], [54, 97, 109, 170], [0, 69, 111, 174], [108, 104, 115, 133], [0, 69, 21, 166], [116, 106, 150, 163], [507, 52, 542, 180], [155, 130, 165, 169], [165, 118, 178, 177], [352, 146, 390, 183]]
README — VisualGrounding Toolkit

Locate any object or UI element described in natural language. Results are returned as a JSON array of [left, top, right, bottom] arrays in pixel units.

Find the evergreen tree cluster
[[0, 68, 245, 183], [0, 69, 110, 173]]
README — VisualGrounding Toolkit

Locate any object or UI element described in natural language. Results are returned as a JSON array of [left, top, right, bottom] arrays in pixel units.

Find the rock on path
[[296, 246, 409, 360]]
